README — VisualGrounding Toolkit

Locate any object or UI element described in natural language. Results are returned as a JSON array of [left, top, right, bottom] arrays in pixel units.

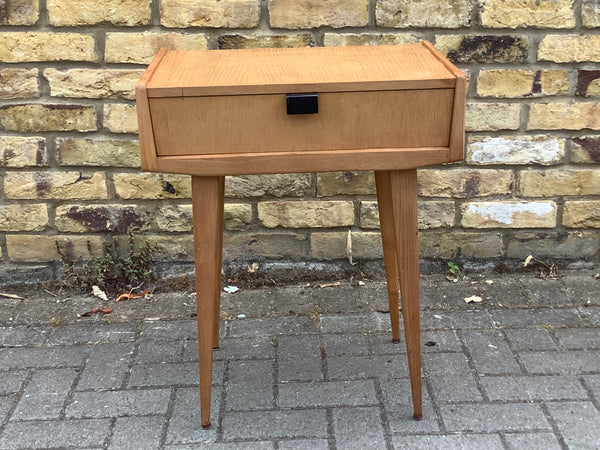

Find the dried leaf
[[0, 291, 25, 300], [524, 255, 534, 267], [345, 230, 356, 265], [92, 285, 108, 302], [115, 289, 149, 302], [464, 295, 483, 304]]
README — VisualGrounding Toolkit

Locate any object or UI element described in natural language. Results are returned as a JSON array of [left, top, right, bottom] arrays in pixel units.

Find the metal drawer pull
[[286, 93, 318, 115]]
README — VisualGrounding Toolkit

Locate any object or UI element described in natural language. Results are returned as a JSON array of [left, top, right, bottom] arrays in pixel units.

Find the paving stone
[[0, 346, 88, 368], [277, 334, 322, 382], [226, 360, 274, 411], [0, 419, 111, 448], [213, 336, 273, 360], [0, 395, 15, 422], [128, 362, 209, 387], [522, 280, 571, 307], [380, 378, 439, 433], [489, 308, 584, 328], [12, 368, 78, 420], [504, 328, 557, 351], [66, 389, 171, 418], [47, 322, 136, 345], [229, 316, 316, 338], [423, 353, 482, 402], [165, 387, 219, 445], [0, 369, 29, 393], [480, 375, 588, 401], [136, 340, 185, 364], [0, 325, 47, 346], [77, 342, 134, 390], [175, 443, 274, 449], [583, 375, 600, 400], [141, 319, 198, 340], [327, 355, 408, 380], [278, 439, 328, 450], [333, 406, 386, 450], [320, 313, 392, 333], [421, 310, 494, 330], [110, 415, 164, 450], [461, 329, 521, 374], [503, 432, 562, 450], [392, 434, 505, 449], [222, 409, 328, 440], [579, 306, 600, 325], [546, 401, 600, 449], [520, 350, 600, 374], [440, 403, 551, 432], [420, 330, 462, 353], [278, 380, 377, 408], [322, 332, 369, 356], [554, 327, 600, 349]]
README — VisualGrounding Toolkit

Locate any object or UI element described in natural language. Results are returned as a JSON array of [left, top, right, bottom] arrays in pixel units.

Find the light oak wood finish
[[136, 41, 466, 429]]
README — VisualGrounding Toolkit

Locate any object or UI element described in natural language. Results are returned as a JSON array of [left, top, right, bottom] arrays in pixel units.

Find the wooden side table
[[136, 42, 466, 428]]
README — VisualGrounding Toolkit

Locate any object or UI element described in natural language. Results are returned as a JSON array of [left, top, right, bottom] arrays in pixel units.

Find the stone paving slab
[[0, 273, 599, 448]]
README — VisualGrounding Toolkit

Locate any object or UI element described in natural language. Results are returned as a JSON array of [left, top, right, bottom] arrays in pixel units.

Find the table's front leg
[[388, 169, 422, 421], [192, 175, 225, 429]]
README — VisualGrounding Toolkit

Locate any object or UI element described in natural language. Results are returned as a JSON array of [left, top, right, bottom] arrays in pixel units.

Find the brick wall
[[0, 0, 599, 283]]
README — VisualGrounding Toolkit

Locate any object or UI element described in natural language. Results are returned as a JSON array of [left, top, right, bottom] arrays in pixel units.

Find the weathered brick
[[467, 135, 565, 165], [218, 34, 313, 49], [477, 69, 567, 98], [418, 169, 513, 198], [0, 204, 48, 232], [539, 35, 600, 62], [258, 201, 354, 228], [103, 104, 138, 134], [0, 0, 38, 25], [461, 201, 557, 228], [571, 137, 600, 163], [420, 231, 503, 258], [224, 203, 253, 231], [576, 70, 600, 97], [563, 201, 600, 228], [582, 0, 600, 27], [161, 0, 260, 28], [106, 32, 208, 64], [47, 0, 150, 26], [269, 0, 368, 28], [225, 174, 311, 198], [376, 0, 472, 28], [0, 136, 47, 167], [317, 171, 375, 197], [528, 103, 600, 130], [360, 200, 455, 229], [55, 204, 152, 233], [323, 33, 420, 47], [311, 231, 382, 259], [113, 173, 191, 199], [4, 171, 108, 200], [142, 235, 193, 261], [155, 203, 252, 232], [480, 0, 574, 28], [6, 235, 104, 262], [466, 102, 520, 131], [223, 232, 307, 259], [0, 32, 95, 62], [44, 69, 143, 100], [0, 104, 96, 132], [519, 169, 600, 197], [0, 68, 38, 99], [436, 35, 529, 63], [506, 231, 600, 259], [57, 138, 140, 167]]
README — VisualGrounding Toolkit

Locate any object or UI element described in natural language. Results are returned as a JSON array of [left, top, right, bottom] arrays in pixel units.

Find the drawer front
[[150, 89, 454, 156]]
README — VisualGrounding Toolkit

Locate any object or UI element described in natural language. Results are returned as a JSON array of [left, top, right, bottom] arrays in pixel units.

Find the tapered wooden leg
[[375, 171, 401, 343], [192, 175, 224, 429], [388, 169, 422, 421], [212, 176, 225, 350]]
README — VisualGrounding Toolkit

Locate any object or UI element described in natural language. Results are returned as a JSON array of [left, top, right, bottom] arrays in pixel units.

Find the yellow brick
[[519, 169, 600, 196], [376, 0, 471, 28], [4, 171, 108, 200], [218, 34, 313, 49], [528, 103, 600, 130], [0, 68, 39, 99], [582, 0, 600, 27], [317, 171, 375, 197], [418, 169, 513, 198], [0, 32, 95, 62], [1, 0, 39, 25], [161, 0, 260, 28], [103, 104, 138, 134], [480, 0, 575, 28], [571, 137, 600, 163], [467, 135, 565, 165], [360, 200, 455, 229], [269, 0, 368, 28], [506, 231, 600, 259], [113, 173, 191, 199], [541, 70, 569, 95], [225, 174, 311, 198], [420, 231, 503, 258], [44, 69, 143, 100], [55, 204, 152, 233], [323, 33, 420, 47], [466, 102, 520, 131], [47, 0, 151, 26], [0, 204, 48, 232], [0, 104, 97, 132], [0, 136, 47, 167], [57, 138, 140, 167], [258, 200, 354, 228], [436, 34, 529, 63], [539, 35, 600, 62], [310, 231, 382, 259], [224, 232, 307, 259], [105, 32, 208, 64], [6, 235, 104, 262], [477, 69, 568, 98], [563, 201, 600, 228], [461, 201, 557, 228]]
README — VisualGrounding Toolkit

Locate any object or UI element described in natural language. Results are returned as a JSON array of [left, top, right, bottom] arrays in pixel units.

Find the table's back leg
[[213, 176, 225, 349], [374, 171, 401, 343], [192, 175, 224, 429], [388, 169, 423, 421]]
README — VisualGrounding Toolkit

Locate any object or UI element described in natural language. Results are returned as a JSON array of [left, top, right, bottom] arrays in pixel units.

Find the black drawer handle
[[286, 93, 318, 115]]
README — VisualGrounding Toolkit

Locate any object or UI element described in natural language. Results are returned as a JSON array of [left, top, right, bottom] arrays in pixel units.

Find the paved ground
[[0, 271, 599, 449]]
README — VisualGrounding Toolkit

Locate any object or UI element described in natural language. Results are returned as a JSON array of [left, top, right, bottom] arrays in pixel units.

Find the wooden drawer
[[136, 42, 465, 176]]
